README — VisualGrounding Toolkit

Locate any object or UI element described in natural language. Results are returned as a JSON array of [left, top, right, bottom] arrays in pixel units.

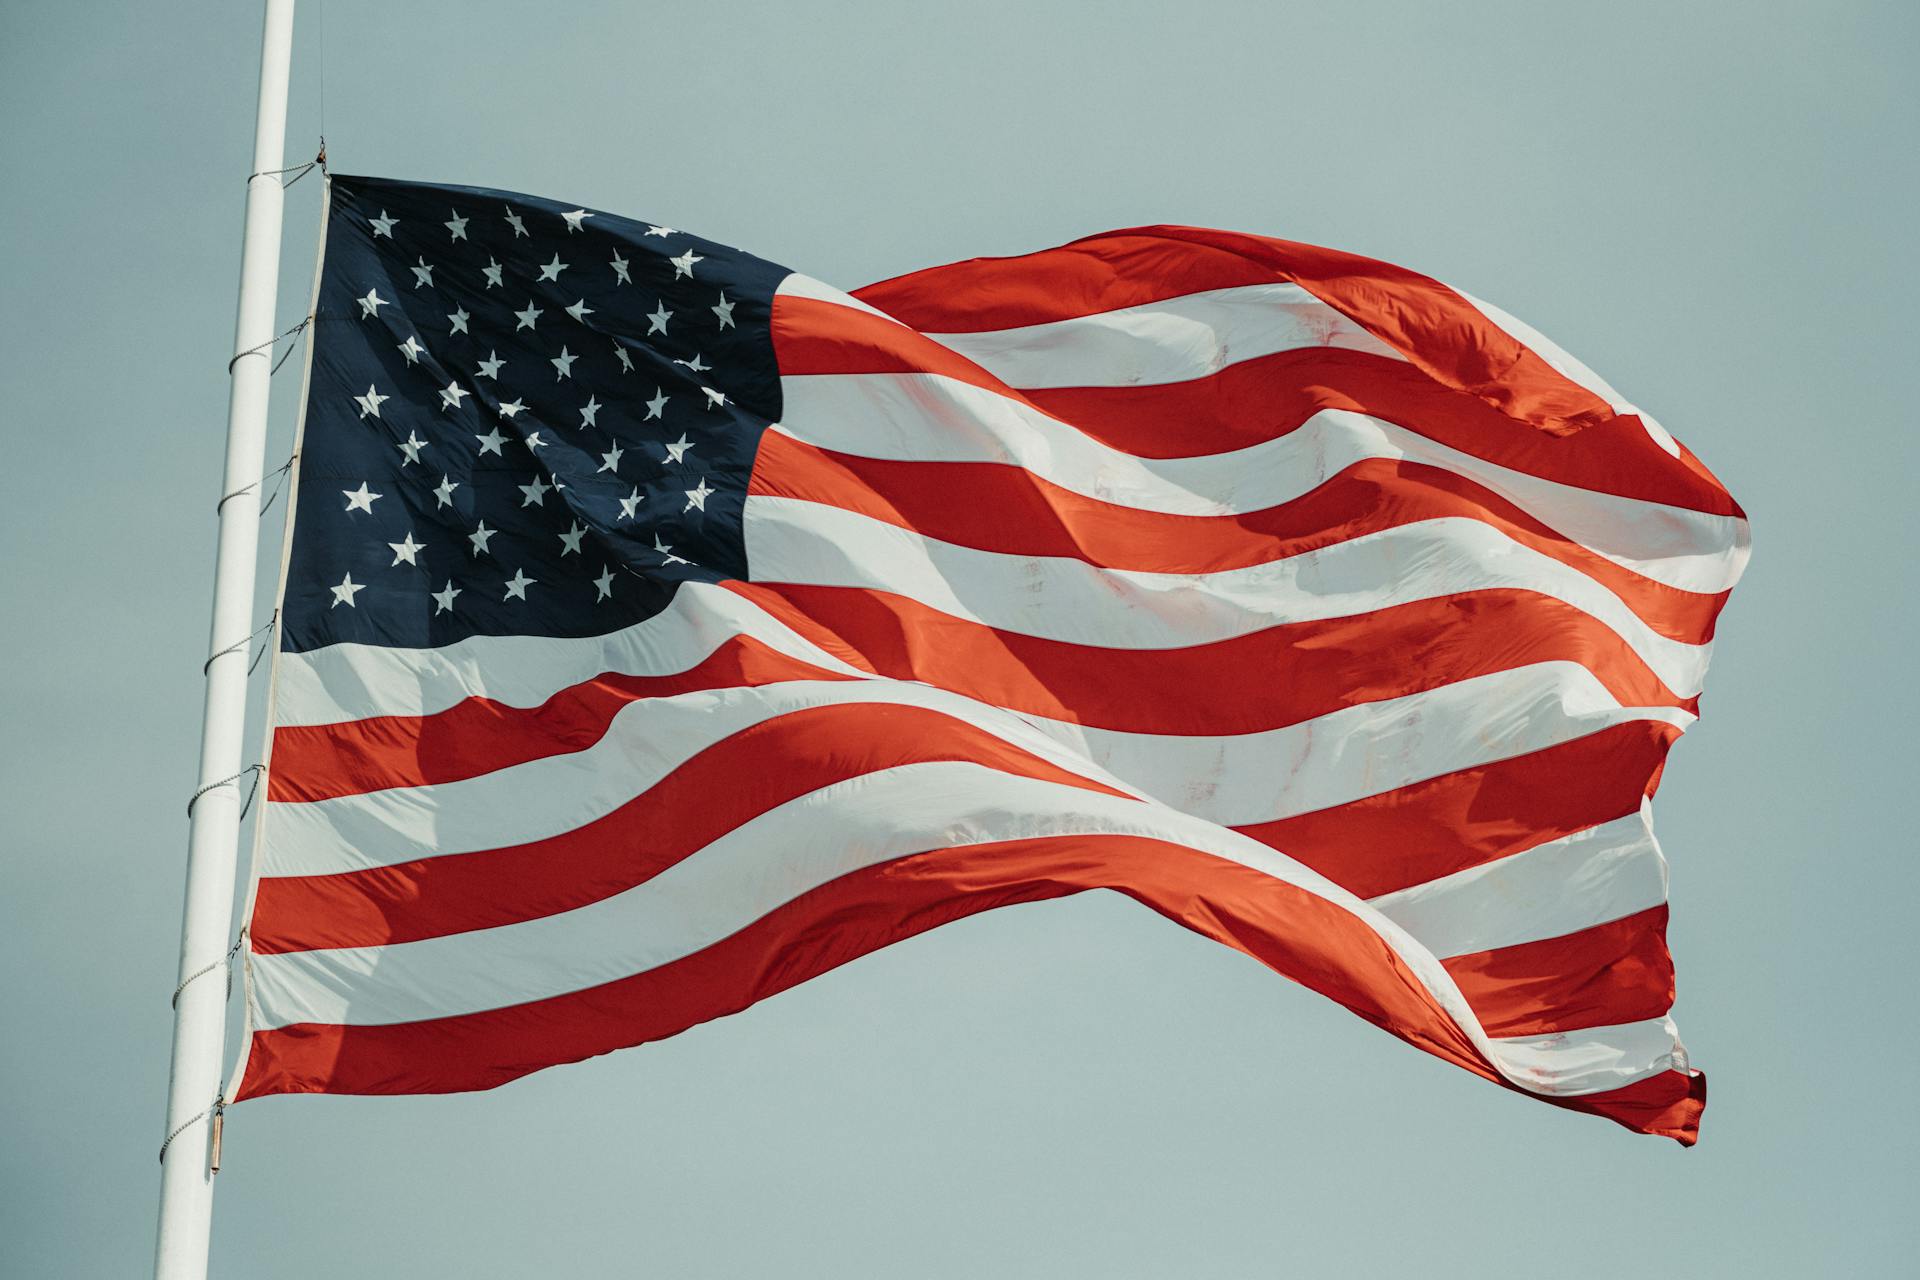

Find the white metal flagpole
[[155, 2, 297, 1276]]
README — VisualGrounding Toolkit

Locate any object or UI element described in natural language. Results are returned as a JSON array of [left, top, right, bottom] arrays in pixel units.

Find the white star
[[433, 476, 460, 508], [610, 252, 631, 284], [369, 210, 398, 238], [684, 478, 714, 511], [503, 206, 528, 238], [519, 475, 552, 507], [447, 306, 470, 335], [444, 209, 469, 241], [397, 335, 425, 365], [524, 429, 549, 451], [342, 481, 381, 513], [712, 294, 736, 329], [469, 521, 496, 556], [593, 566, 616, 600], [503, 568, 535, 600], [669, 249, 703, 279], [482, 257, 504, 289], [598, 443, 624, 473], [612, 343, 633, 373], [561, 208, 594, 233], [388, 531, 425, 566], [357, 288, 387, 319], [330, 572, 364, 608], [646, 303, 672, 335], [664, 433, 692, 464], [551, 346, 577, 380], [432, 581, 460, 614], [645, 224, 675, 238], [477, 350, 504, 379], [515, 301, 543, 331], [565, 298, 595, 323], [496, 398, 526, 419], [676, 353, 711, 373], [578, 395, 602, 428], [702, 386, 728, 410], [474, 426, 508, 456], [412, 257, 435, 289], [353, 384, 389, 419], [537, 253, 566, 282], [653, 533, 688, 565], [644, 389, 668, 420], [618, 487, 644, 521], [559, 522, 586, 556], [397, 431, 427, 466], [439, 381, 471, 411]]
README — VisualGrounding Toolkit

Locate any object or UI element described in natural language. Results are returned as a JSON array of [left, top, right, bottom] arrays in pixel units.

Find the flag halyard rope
[[226, 315, 313, 376], [185, 763, 265, 820], [201, 612, 278, 677], [170, 931, 249, 1010], [157, 1098, 226, 1168], [248, 138, 328, 190], [216, 452, 298, 516]]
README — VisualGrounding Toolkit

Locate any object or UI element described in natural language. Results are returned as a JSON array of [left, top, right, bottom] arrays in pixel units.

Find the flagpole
[[154, 2, 296, 1276]]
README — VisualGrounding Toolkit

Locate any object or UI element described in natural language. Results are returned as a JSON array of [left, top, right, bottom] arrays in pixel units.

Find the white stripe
[[263, 660, 1685, 877], [1491, 1016, 1688, 1096], [251, 759, 1673, 1098], [744, 498, 1713, 697], [773, 378, 1747, 594], [776, 272, 894, 320], [917, 283, 1403, 389], [254, 765, 1190, 1028], [1367, 807, 1667, 959], [1070, 663, 1688, 828], [277, 501, 1710, 736], [261, 676, 1138, 877], [271, 580, 866, 727]]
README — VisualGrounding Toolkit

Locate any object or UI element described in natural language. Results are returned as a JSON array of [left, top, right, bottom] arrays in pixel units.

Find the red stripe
[[751, 431, 1726, 644], [855, 224, 1740, 520], [1026, 349, 1742, 520], [238, 832, 1700, 1143], [1029, 350, 1464, 459], [773, 295, 1009, 398], [250, 702, 1135, 955], [1145, 227, 1622, 441], [267, 581, 1683, 810], [1443, 905, 1675, 1037], [737, 582, 1689, 738], [774, 292, 1743, 519], [240, 834, 1490, 1106], [1548, 1068, 1704, 1146], [852, 226, 1642, 440], [851, 231, 1289, 332], [1237, 721, 1681, 899], [258, 657, 1681, 961], [268, 635, 853, 804]]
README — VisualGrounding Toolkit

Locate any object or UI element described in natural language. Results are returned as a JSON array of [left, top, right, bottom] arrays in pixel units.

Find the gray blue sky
[[2, 1, 1914, 1274]]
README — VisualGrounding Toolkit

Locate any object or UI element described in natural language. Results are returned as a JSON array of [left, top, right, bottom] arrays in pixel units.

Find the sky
[[1, 1, 1915, 1275]]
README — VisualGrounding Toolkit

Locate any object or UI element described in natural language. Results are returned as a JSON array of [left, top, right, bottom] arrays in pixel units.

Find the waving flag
[[234, 175, 1748, 1144]]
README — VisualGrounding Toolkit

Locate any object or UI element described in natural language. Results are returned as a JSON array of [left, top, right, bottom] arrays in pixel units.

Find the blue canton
[[280, 175, 791, 654]]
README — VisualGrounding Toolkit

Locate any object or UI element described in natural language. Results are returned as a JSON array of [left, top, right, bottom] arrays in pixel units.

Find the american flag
[[235, 174, 1748, 1143]]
